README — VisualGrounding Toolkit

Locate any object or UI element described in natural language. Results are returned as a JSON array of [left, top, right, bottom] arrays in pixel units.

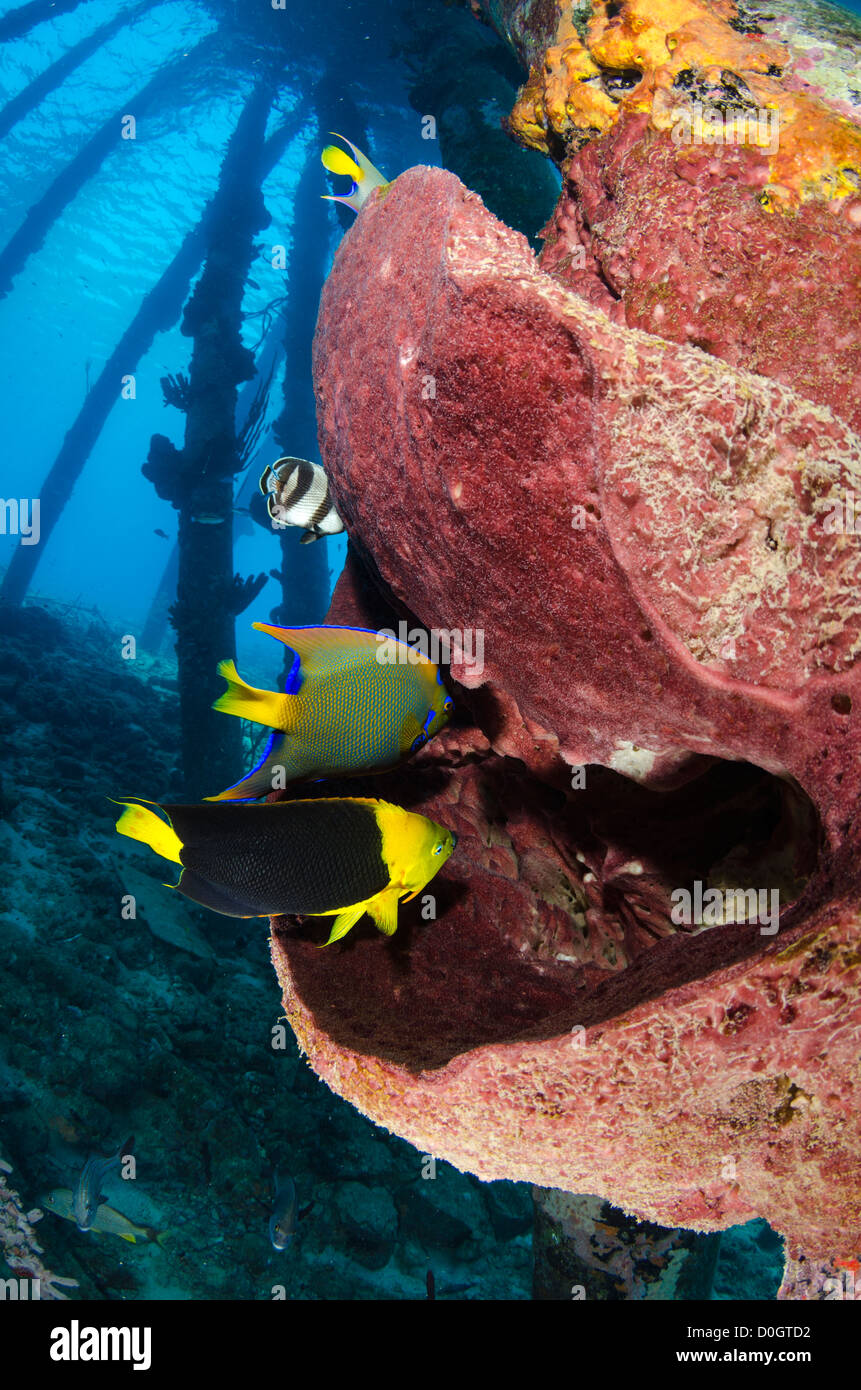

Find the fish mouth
[[272, 751, 821, 1072]]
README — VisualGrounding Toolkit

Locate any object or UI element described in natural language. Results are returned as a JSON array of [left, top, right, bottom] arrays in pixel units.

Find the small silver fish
[[72, 1136, 133, 1233], [259, 456, 345, 544], [268, 1170, 297, 1251]]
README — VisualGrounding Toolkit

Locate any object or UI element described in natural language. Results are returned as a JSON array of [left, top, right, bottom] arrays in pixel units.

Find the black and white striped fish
[[259, 456, 345, 545]]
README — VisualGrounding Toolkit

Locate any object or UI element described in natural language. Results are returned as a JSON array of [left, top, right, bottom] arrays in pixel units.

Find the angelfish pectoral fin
[[368, 890, 400, 937], [318, 904, 367, 947]]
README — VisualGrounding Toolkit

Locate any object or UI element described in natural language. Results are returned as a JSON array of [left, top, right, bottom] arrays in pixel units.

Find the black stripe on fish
[[286, 471, 327, 524], [282, 460, 316, 508], [308, 490, 336, 529], [163, 800, 389, 917]]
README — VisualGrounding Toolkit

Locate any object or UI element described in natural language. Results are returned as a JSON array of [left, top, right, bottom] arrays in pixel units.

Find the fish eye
[[444, 698, 454, 712], [432, 842, 444, 855]]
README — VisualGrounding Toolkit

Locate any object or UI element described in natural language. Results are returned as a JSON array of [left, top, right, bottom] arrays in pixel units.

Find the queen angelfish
[[207, 623, 454, 802]]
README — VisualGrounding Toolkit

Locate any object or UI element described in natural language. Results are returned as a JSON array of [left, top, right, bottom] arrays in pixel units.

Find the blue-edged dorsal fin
[[252, 623, 384, 679]]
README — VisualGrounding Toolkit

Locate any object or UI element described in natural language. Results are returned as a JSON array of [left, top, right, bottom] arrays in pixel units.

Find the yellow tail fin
[[113, 801, 182, 865], [212, 659, 289, 730]]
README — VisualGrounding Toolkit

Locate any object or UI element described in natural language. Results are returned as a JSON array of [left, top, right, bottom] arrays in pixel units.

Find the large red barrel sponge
[[270, 166, 861, 1276]]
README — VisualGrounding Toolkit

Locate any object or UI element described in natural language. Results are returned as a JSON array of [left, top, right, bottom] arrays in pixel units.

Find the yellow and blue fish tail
[[213, 659, 293, 730]]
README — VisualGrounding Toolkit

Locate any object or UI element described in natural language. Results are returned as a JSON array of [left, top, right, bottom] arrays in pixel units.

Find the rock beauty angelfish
[[207, 623, 454, 802], [114, 797, 456, 945]]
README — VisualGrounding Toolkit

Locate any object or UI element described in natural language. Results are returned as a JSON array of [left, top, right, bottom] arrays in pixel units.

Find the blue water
[[1, 0, 856, 1306]]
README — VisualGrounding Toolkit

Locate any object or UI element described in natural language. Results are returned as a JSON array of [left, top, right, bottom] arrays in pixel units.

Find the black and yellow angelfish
[[114, 797, 455, 946]]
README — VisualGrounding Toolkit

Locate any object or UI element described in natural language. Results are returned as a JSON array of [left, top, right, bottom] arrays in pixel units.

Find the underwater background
[[1, 0, 857, 1302]]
